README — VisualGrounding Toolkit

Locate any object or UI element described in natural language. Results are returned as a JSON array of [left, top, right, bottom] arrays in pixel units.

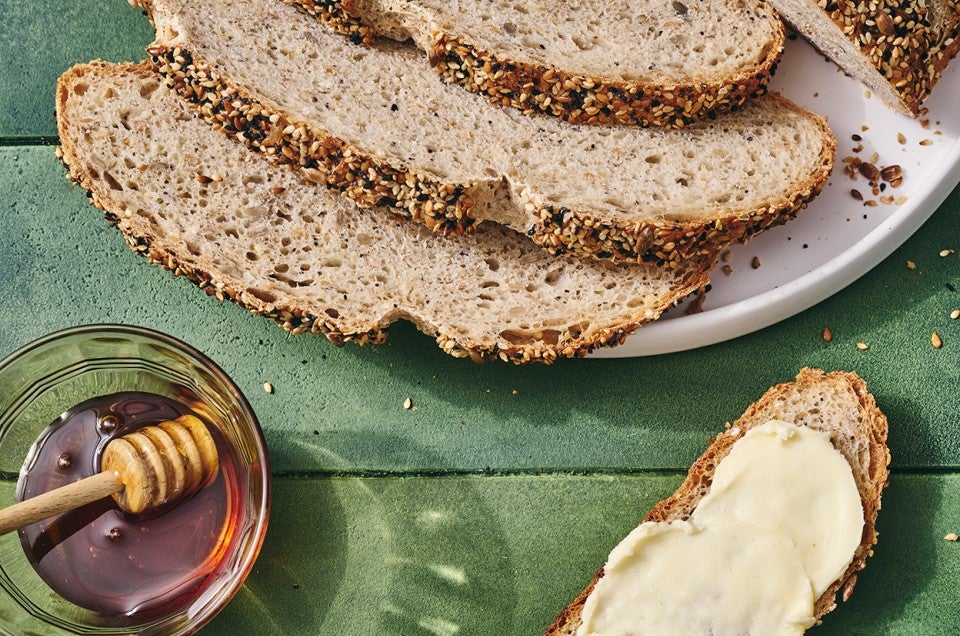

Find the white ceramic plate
[[593, 36, 960, 358]]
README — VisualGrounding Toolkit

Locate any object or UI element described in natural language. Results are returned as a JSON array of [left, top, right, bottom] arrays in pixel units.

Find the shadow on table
[[206, 434, 517, 635], [814, 472, 949, 634]]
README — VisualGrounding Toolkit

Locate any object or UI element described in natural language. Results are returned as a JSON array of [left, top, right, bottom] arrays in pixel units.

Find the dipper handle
[[0, 471, 122, 535]]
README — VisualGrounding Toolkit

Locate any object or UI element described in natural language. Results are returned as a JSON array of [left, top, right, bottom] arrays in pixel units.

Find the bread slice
[[56, 61, 714, 363], [546, 368, 890, 633], [277, 0, 785, 129], [767, 0, 960, 115], [131, 0, 835, 267]]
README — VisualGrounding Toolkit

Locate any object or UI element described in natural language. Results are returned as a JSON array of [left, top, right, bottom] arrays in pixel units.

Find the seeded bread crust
[[545, 368, 890, 634], [142, 42, 834, 267], [56, 61, 714, 364], [771, 0, 960, 114], [281, 0, 785, 129]]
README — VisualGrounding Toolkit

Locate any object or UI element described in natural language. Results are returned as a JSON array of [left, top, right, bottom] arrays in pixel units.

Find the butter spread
[[576, 420, 864, 636]]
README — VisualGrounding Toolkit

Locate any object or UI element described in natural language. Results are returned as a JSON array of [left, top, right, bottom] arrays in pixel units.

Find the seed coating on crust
[[820, 0, 960, 114]]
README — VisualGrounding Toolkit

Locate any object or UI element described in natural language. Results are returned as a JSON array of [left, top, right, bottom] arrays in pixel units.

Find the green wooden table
[[2, 1, 959, 633]]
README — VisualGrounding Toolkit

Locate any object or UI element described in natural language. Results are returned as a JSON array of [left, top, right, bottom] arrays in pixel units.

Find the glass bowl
[[0, 325, 270, 635]]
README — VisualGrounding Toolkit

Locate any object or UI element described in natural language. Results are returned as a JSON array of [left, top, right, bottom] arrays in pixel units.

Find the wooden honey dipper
[[0, 414, 218, 535]]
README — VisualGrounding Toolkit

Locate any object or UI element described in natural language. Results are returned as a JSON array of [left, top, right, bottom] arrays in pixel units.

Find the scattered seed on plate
[[857, 342, 869, 350], [823, 327, 832, 342], [750, 256, 761, 269], [851, 188, 863, 201], [263, 382, 274, 394], [951, 309, 960, 320], [721, 265, 733, 276], [403, 397, 412, 409], [932, 332, 943, 349], [720, 250, 732, 263], [896, 196, 908, 205], [919, 139, 933, 146], [897, 133, 906, 144], [946, 533, 959, 542]]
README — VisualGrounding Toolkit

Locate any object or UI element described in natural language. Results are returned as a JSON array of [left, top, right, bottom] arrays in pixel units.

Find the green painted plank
[[1, 146, 960, 473], [0, 0, 152, 139], [196, 473, 960, 635], [5, 474, 949, 634]]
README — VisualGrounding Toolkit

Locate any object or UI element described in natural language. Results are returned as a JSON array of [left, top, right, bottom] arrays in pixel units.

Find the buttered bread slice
[[546, 368, 890, 634], [56, 62, 713, 364], [132, 0, 835, 267], [280, 0, 785, 128]]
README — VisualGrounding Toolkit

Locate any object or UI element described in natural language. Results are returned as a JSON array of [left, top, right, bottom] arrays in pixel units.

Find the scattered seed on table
[[946, 533, 959, 542], [907, 260, 917, 269], [823, 327, 832, 342], [403, 397, 412, 409], [857, 342, 869, 350], [263, 382, 274, 394], [932, 332, 943, 349], [951, 309, 960, 320], [940, 249, 954, 257]]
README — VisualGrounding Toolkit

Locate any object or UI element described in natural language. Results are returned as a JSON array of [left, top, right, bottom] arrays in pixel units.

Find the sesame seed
[[940, 249, 953, 257], [950, 309, 959, 320], [932, 332, 942, 349], [856, 342, 869, 350], [907, 260, 916, 269], [263, 382, 274, 394], [403, 397, 412, 409], [946, 533, 958, 542], [823, 327, 832, 342]]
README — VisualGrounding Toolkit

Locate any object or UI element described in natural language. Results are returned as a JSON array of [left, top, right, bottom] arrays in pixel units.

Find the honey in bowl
[[16, 391, 245, 620]]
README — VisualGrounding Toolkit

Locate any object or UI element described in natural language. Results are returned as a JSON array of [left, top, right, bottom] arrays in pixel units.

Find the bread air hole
[[500, 329, 561, 346], [102, 171, 123, 191], [139, 81, 159, 99]]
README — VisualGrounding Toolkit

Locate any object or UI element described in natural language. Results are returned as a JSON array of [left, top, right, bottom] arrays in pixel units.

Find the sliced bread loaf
[[56, 61, 714, 363], [768, 0, 959, 115], [546, 367, 890, 633], [132, 0, 835, 267], [279, 0, 785, 128]]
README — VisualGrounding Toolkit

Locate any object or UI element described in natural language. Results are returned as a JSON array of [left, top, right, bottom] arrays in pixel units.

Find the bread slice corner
[[545, 367, 890, 634]]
